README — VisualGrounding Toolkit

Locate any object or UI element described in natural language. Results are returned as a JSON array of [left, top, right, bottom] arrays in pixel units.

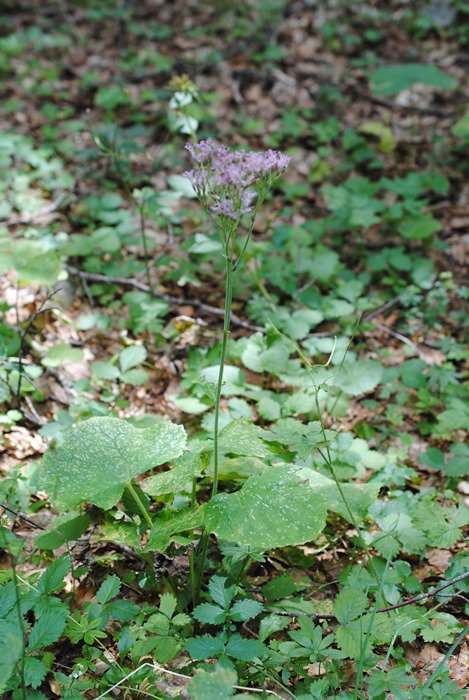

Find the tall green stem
[[138, 203, 154, 295], [212, 254, 234, 497], [193, 253, 234, 606]]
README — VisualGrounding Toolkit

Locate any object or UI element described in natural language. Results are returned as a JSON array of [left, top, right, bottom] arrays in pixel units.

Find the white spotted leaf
[[40, 417, 187, 510], [204, 466, 327, 550]]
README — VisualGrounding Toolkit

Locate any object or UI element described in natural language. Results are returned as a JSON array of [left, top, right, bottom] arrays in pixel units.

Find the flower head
[[184, 140, 290, 226]]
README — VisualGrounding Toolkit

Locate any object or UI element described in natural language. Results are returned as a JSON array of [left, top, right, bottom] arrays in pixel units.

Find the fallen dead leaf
[[426, 548, 453, 572], [1, 427, 46, 460], [406, 644, 446, 684], [447, 642, 469, 689]]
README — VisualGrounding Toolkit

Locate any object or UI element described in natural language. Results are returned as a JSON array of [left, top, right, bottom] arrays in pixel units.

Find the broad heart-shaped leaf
[[204, 466, 328, 551], [370, 63, 457, 96], [40, 417, 187, 510], [333, 361, 383, 396]]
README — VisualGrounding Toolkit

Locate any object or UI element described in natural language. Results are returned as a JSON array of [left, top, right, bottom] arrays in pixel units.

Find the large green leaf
[[40, 417, 187, 509], [204, 466, 327, 550], [370, 64, 457, 96]]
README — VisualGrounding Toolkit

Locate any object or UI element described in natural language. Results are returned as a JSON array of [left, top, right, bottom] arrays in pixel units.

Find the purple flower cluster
[[184, 139, 290, 222]]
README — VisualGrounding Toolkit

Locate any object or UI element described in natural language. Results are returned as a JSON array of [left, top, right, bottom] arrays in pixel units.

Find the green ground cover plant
[[0, 0, 468, 697]]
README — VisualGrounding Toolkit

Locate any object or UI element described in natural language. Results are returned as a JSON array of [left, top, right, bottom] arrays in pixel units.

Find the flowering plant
[[184, 140, 290, 599]]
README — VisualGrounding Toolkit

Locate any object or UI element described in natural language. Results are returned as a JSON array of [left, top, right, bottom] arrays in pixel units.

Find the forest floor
[[0, 0, 468, 698]]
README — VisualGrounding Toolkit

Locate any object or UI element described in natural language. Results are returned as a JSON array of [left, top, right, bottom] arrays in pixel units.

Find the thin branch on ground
[[269, 571, 469, 619], [373, 322, 433, 363], [65, 264, 263, 332], [363, 295, 403, 322], [355, 90, 455, 118], [0, 503, 46, 530], [0, 192, 69, 227]]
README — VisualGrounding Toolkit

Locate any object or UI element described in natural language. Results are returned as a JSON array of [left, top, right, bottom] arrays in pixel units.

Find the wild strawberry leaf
[[28, 608, 68, 653], [230, 599, 263, 622], [192, 603, 227, 625], [95, 575, 121, 605], [24, 657, 48, 689]]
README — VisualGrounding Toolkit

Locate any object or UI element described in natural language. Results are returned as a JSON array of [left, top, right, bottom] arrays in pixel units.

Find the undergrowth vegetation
[[0, 0, 468, 698]]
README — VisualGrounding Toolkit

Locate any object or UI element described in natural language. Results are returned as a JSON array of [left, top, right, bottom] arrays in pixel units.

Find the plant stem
[[127, 482, 153, 529], [212, 254, 234, 497], [138, 203, 154, 294], [193, 254, 234, 606]]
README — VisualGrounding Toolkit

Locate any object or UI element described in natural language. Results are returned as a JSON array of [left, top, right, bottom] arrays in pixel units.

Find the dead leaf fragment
[[448, 642, 469, 689], [406, 644, 445, 683], [1, 427, 46, 460], [426, 548, 453, 572]]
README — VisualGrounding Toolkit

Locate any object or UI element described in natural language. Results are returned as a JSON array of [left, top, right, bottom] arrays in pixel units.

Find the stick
[[65, 265, 262, 332]]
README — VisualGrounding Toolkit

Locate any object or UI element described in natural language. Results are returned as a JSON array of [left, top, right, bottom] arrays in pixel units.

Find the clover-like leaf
[[40, 417, 187, 509], [204, 466, 327, 550]]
